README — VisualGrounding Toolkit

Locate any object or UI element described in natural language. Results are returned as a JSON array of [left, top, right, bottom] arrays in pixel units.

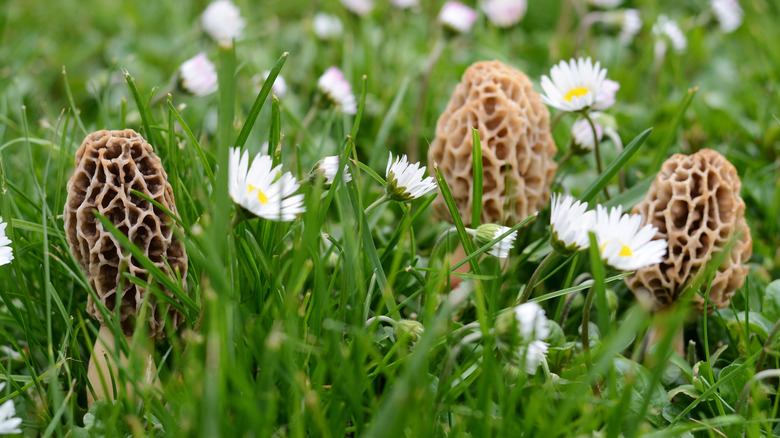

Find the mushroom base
[[87, 325, 159, 407]]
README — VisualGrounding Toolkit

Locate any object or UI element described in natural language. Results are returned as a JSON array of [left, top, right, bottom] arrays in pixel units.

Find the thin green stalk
[[583, 111, 609, 200]]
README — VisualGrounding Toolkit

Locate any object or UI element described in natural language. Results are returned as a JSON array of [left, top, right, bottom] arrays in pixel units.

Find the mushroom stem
[[87, 326, 159, 407]]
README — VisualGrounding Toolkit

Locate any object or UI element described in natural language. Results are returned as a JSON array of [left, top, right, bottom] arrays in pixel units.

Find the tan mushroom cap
[[64, 129, 187, 339], [428, 60, 558, 227], [625, 149, 752, 312]]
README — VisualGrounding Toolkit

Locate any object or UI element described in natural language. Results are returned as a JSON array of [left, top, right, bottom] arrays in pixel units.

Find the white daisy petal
[[228, 148, 306, 222], [316, 156, 352, 185], [513, 302, 550, 342], [549, 194, 595, 253]]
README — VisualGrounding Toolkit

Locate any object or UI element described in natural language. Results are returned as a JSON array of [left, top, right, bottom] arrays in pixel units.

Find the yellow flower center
[[564, 87, 590, 102], [619, 245, 633, 257], [247, 183, 269, 205]]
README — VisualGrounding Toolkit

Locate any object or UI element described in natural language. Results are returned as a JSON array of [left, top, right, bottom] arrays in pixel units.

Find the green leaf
[[761, 280, 780, 321], [580, 127, 652, 203]]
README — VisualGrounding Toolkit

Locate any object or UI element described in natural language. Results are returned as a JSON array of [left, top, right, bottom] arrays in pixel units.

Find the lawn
[[0, 0, 779, 436]]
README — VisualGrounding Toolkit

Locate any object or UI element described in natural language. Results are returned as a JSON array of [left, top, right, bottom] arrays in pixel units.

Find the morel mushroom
[[428, 60, 558, 226], [64, 129, 188, 404], [625, 149, 752, 313]]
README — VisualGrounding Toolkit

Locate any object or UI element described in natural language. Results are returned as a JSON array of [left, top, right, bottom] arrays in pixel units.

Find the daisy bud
[[201, 0, 246, 45], [317, 67, 358, 115], [438, 1, 478, 34], [385, 152, 437, 202], [471, 224, 517, 258], [312, 13, 343, 40], [391, 0, 419, 9], [312, 156, 352, 185], [0, 218, 14, 267], [482, 0, 527, 28], [340, 0, 374, 16], [711, 0, 743, 33], [179, 53, 218, 97], [395, 320, 424, 343], [549, 193, 595, 254]]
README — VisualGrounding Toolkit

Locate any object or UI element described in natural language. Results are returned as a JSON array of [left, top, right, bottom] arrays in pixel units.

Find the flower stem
[[581, 284, 601, 396], [550, 111, 564, 132], [584, 111, 610, 200], [364, 194, 389, 216], [519, 251, 558, 304]]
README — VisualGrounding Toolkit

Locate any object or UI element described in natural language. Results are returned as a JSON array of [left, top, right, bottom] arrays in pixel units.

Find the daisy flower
[[438, 1, 478, 34], [0, 219, 13, 267], [513, 302, 550, 342], [201, 0, 246, 45], [0, 383, 21, 434], [540, 57, 608, 113], [312, 13, 343, 40], [593, 79, 619, 111], [316, 156, 352, 185], [586, 0, 623, 8], [340, 0, 374, 16], [318, 67, 358, 115], [571, 117, 604, 152], [481, 0, 527, 28], [470, 224, 518, 258], [391, 0, 419, 9], [549, 193, 595, 253], [592, 205, 667, 271], [385, 153, 436, 202], [519, 340, 549, 374], [711, 0, 743, 33], [179, 53, 218, 97], [228, 148, 305, 221], [653, 15, 687, 53]]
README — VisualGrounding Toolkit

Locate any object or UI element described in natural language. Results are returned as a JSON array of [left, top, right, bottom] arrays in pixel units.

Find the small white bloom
[[593, 205, 668, 271], [317, 156, 352, 185], [586, 0, 623, 8], [593, 79, 619, 111], [262, 70, 287, 98], [481, 0, 527, 28], [385, 153, 437, 202], [0, 219, 13, 267], [711, 0, 743, 33], [540, 57, 608, 112], [513, 302, 550, 341], [438, 1, 478, 34], [391, 0, 419, 8], [571, 117, 603, 152], [340, 0, 374, 16], [619, 9, 642, 43], [317, 67, 358, 115], [312, 13, 343, 40], [179, 53, 218, 97], [0, 383, 21, 435], [550, 193, 596, 253], [471, 224, 518, 258], [519, 340, 549, 374], [201, 0, 246, 44], [653, 15, 687, 53], [228, 148, 306, 221]]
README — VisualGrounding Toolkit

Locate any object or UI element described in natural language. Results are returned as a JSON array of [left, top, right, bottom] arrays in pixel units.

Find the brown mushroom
[[625, 149, 752, 313], [428, 60, 558, 227], [64, 129, 188, 404]]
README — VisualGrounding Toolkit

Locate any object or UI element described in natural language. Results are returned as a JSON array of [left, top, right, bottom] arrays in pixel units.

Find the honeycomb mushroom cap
[[625, 149, 752, 312], [428, 60, 558, 226], [64, 129, 188, 339]]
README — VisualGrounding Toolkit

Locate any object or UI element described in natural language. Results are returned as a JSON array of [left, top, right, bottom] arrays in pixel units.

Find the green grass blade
[[580, 127, 652, 203], [234, 52, 288, 148], [471, 128, 482, 227]]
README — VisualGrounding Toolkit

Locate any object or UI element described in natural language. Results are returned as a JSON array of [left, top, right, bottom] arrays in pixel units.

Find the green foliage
[[0, 0, 778, 436]]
